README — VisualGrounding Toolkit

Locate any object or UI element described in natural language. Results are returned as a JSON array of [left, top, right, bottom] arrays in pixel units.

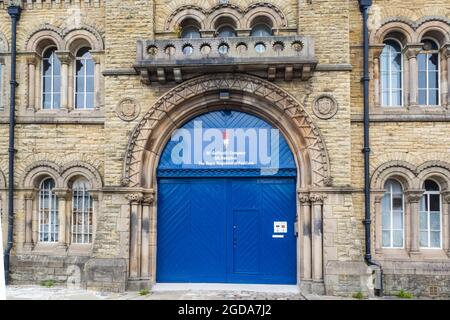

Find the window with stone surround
[[381, 179, 404, 248], [418, 39, 440, 106], [75, 47, 95, 110], [380, 39, 403, 107], [71, 178, 93, 244], [419, 180, 442, 248], [42, 47, 61, 110], [39, 178, 59, 242]]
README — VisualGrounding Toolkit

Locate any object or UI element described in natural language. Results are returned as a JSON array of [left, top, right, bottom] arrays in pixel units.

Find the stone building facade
[[0, 0, 449, 297]]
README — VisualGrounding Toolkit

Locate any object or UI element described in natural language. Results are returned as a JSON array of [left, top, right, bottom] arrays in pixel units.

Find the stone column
[[372, 45, 385, 107], [26, 54, 38, 112], [23, 191, 36, 250], [54, 188, 70, 249], [310, 193, 325, 282], [372, 191, 385, 254], [404, 45, 423, 107], [90, 191, 100, 242], [127, 193, 143, 279], [443, 44, 450, 108], [442, 191, 450, 256], [298, 192, 311, 281], [55, 51, 73, 111], [90, 51, 103, 110], [406, 190, 424, 255], [140, 193, 155, 279]]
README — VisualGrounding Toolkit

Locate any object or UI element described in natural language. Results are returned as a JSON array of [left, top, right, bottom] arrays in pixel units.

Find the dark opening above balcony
[[135, 35, 317, 84]]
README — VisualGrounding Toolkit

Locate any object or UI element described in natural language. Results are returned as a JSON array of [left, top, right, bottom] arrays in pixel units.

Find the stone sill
[[20, 243, 93, 256]]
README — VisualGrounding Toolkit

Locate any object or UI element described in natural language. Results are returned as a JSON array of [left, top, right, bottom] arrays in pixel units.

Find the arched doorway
[[123, 74, 330, 291], [156, 110, 297, 284]]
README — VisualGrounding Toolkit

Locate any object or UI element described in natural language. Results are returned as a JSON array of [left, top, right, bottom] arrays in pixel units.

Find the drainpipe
[[4, 2, 21, 285], [358, 0, 383, 296]]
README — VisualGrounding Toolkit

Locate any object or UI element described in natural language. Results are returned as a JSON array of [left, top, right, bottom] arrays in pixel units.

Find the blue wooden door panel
[[232, 209, 260, 275]]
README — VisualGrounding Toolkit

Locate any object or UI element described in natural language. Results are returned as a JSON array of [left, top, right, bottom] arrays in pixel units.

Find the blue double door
[[156, 177, 297, 284]]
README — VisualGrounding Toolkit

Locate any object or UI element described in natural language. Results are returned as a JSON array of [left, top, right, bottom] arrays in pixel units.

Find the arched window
[[71, 178, 93, 244], [181, 26, 201, 39], [42, 47, 61, 109], [75, 47, 95, 110], [380, 39, 402, 106], [251, 24, 272, 37], [381, 179, 404, 248], [419, 180, 441, 248], [217, 26, 237, 38], [39, 178, 58, 242], [418, 39, 439, 106]]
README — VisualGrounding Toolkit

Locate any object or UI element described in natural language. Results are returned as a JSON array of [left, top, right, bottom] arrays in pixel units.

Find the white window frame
[[74, 48, 95, 110], [71, 179, 93, 244], [381, 179, 405, 249], [418, 38, 440, 106], [380, 38, 403, 107], [38, 178, 58, 243], [419, 180, 442, 249], [41, 46, 61, 110]]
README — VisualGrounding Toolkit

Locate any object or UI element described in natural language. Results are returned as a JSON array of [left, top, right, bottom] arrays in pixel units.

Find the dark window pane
[[425, 180, 439, 191], [86, 59, 94, 75], [418, 54, 426, 71], [53, 56, 61, 75], [76, 93, 84, 109], [43, 59, 52, 76], [76, 59, 85, 75], [53, 93, 60, 109], [86, 76, 94, 93], [429, 89, 438, 105], [76, 76, 85, 93], [393, 197, 402, 210], [418, 71, 427, 89], [86, 93, 94, 109], [418, 89, 427, 105], [430, 194, 440, 212], [428, 54, 438, 71]]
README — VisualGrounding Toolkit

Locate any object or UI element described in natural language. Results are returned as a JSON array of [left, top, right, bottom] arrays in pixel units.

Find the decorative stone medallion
[[116, 98, 140, 121], [312, 95, 338, 120]]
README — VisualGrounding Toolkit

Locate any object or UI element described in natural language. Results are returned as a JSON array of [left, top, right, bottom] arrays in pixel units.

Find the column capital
[[55, 50, 74, 65], [405, 189, 425, 203], [89, 50, 104, 64], [372, 189, 386, 203], [23, 189, 37, 200], [442, 43, 450, 59], [441, 191, 450, 204], [23, 52, 39, 65], [126, 193, 144, 204], [142, 191, 156, 205], [53, 188, 71, 200], [309, 193, 326, 204], [403, 44, 423, 59], [298, 192, 310, 204], [370, 43, 385, 58]]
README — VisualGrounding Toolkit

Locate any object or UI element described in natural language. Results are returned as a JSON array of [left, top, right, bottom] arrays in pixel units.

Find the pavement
[[4, 284, 332, 300]]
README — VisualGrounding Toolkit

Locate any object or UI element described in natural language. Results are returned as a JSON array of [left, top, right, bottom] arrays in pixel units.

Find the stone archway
[[123, 73, 331, 292]]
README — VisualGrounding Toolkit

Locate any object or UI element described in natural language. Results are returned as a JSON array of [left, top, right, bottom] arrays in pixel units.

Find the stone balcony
[[135, 36, 317, 84]]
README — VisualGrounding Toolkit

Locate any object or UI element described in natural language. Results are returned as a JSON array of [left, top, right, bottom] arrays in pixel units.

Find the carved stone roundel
[[313, 95, 338, 120], [116, 98, 140, 121]]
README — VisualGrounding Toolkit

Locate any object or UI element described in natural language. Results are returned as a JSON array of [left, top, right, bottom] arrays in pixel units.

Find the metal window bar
[[75, 50, 94, 110], [39, 179, 58, 242], [72, 180, 93, 243]]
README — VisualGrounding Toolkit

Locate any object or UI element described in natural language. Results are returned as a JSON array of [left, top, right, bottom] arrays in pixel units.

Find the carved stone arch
[[164, 6, 207, 31], [414, 16, 450, 30], [416, 21, 450, 46], [60, 161, 103, 190], [371, 21, 415, 45], [206, 7, 243, 30], [0, 31, 9, 52], [371, 160, 417, 190], [123, 73, 330, 189], [416, 161, 450, 190], [63, 27, 104, 53], [21, 161, 62, 189], [243, 2, 288, 29], [25, 24, 64, 54]]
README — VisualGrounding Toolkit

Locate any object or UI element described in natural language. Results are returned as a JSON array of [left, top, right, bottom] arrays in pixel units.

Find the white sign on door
[[274, 221, 287, 233]]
